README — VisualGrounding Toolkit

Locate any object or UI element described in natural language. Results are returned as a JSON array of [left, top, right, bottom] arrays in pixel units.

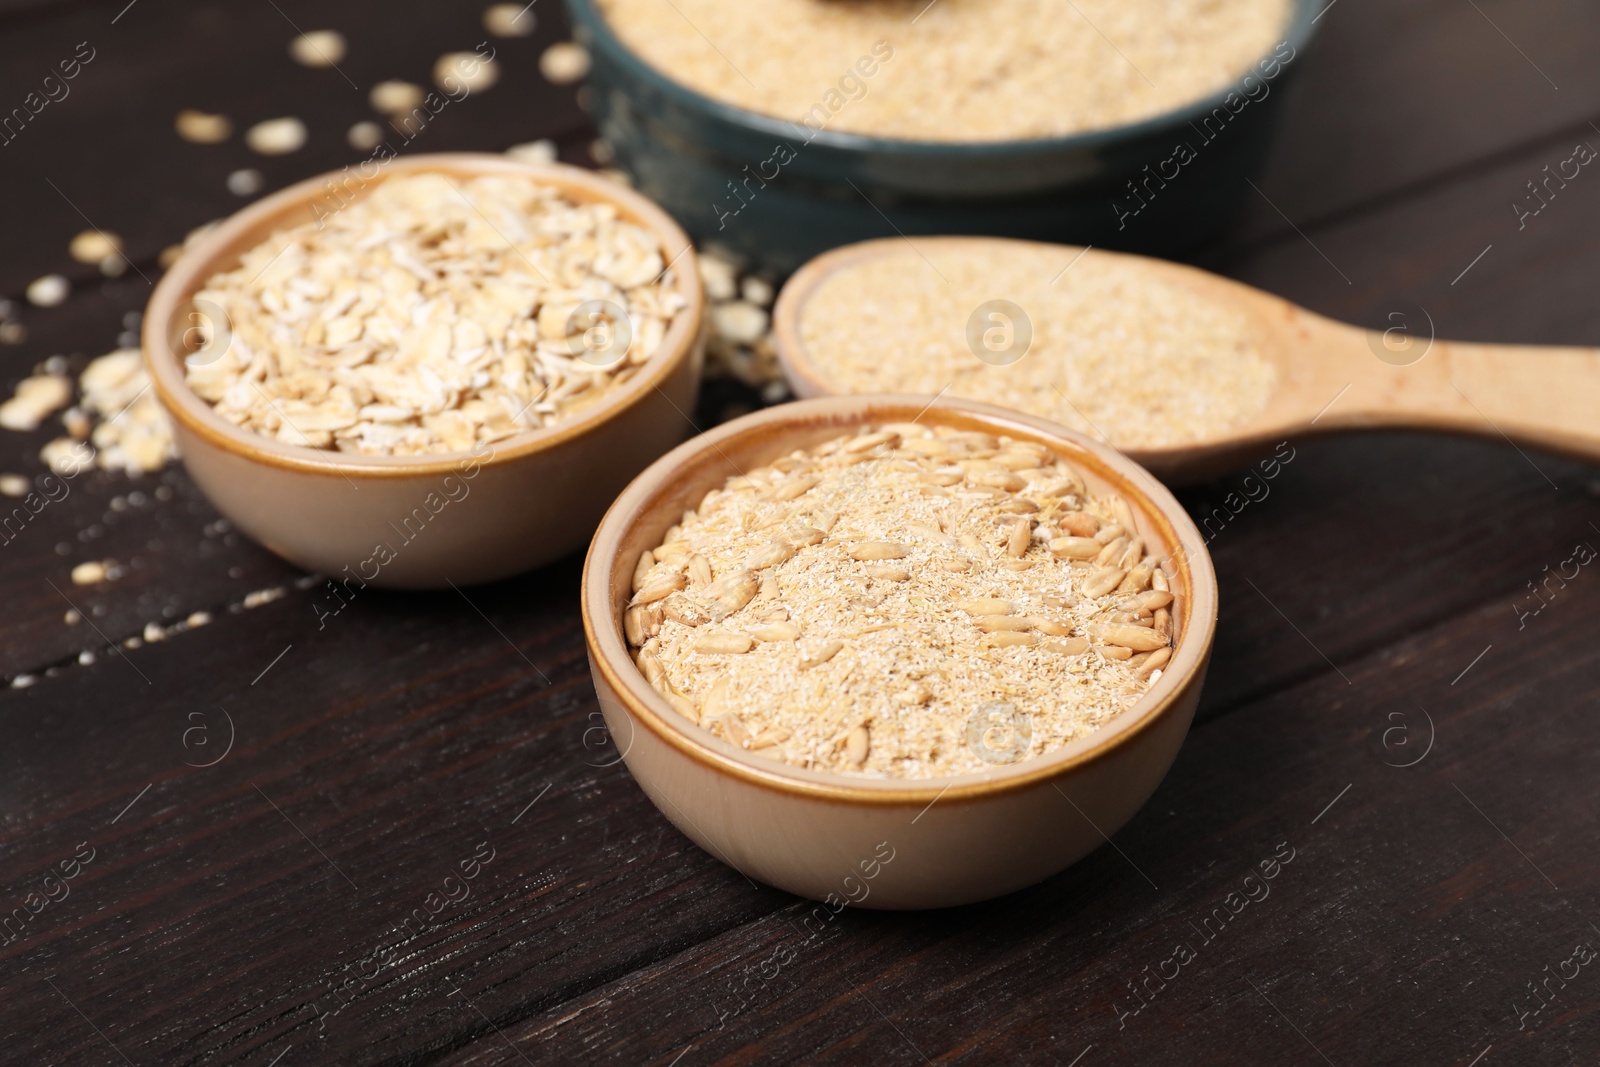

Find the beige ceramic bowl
[[582, 396, 1217, 909], [143, 153, 704, 588]]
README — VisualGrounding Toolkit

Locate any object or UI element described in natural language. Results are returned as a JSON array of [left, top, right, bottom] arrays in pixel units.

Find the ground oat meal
[[595, 0, 1291, 142], [623, 422, 1177, 779], [186, 171, 687, 456], [796, 244, 1278, 450]]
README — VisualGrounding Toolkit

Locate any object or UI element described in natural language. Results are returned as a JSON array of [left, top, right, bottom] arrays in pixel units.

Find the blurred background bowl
[[566, 0, 1319, 275]]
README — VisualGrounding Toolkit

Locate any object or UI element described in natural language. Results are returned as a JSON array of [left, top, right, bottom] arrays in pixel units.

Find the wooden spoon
[[771, 236, 1600, 482]]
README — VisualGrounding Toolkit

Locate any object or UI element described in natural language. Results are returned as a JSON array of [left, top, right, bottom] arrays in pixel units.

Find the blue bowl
[[566, 0, 1320, 275]]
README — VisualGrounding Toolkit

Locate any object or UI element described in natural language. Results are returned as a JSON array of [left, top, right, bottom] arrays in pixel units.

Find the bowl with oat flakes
[[582, 395, 1216, 908], [144, 153, 704, 588]]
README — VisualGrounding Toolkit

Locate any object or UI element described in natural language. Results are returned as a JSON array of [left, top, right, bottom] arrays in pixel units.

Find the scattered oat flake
[[484, 3, 535, 37], [506, 139, 558, 165], [245, 117, 307, 155], [347, 120, 384, 151], [69, 230, 121, 264], [64, 609, 81, 625], [699, 254, 737, 301], [227, 168, 265, 197], [175, 109, 232, 144], [539, 41, 590, 84], [243, 587, 286, 609], [71, 560, 107, 585], [27, 275, 69, 308], [289, 29, 347, 68], [370, 80, 425, 115], [62, 406, 90, 440], [78, 349, 176, 474], [741, 276, 774, 308], [435, 51, 500, 94], [159, 244, 185, 268], [699, 254, 783, 391], [0, 375, 72, 431], [40, 437, 94, 475], [711, 301, 767, 345], [187, 611, 212, 628], [0, 473, 28, 496], [143, 621, 166, 643], [12, 674, 36, 689]]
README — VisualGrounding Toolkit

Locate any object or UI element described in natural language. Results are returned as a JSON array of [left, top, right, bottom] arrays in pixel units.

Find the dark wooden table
[[4, 2, 1599, 1064]]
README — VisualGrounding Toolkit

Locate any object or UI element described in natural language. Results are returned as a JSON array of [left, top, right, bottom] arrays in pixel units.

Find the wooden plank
[[0, 0, 1595, 1063], [1187, 108, 1600, 713], [0, 0, 603, 676], [5, 424, 1593, 1062], [1186, 431, 1600, 718], [0, 0, 594, 300], [1216, 116, 1600, 341], [0, 567, 795, 1065], [0, 286, 303, 678], [1210, 0, 1600, 250], [434, 550, 1600, 1065], [0, 0, 94, 19]]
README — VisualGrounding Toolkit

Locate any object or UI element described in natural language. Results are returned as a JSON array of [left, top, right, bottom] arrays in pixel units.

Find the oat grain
[[625, 423, 1177, 778]]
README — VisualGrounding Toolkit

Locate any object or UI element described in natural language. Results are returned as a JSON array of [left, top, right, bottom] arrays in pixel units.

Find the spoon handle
[[1331, 330, 1600, 464], [1446, 341, 1600, 459]]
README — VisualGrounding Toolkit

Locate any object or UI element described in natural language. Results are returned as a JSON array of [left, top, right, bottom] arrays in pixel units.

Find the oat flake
[[184, 171, 688, 455]]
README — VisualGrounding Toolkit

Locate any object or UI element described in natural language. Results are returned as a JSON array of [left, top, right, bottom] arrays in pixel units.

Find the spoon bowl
[[772, 236, 1600, 482]]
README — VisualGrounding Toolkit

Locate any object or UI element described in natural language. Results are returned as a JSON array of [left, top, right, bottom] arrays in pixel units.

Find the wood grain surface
[[2, 1, 1597, 1065]]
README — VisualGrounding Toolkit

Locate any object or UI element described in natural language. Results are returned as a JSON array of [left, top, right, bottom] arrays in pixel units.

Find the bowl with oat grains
[[583, 395, 1216, 908], [566, 0, 1319, 271], [144, 154, 704, 587]]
